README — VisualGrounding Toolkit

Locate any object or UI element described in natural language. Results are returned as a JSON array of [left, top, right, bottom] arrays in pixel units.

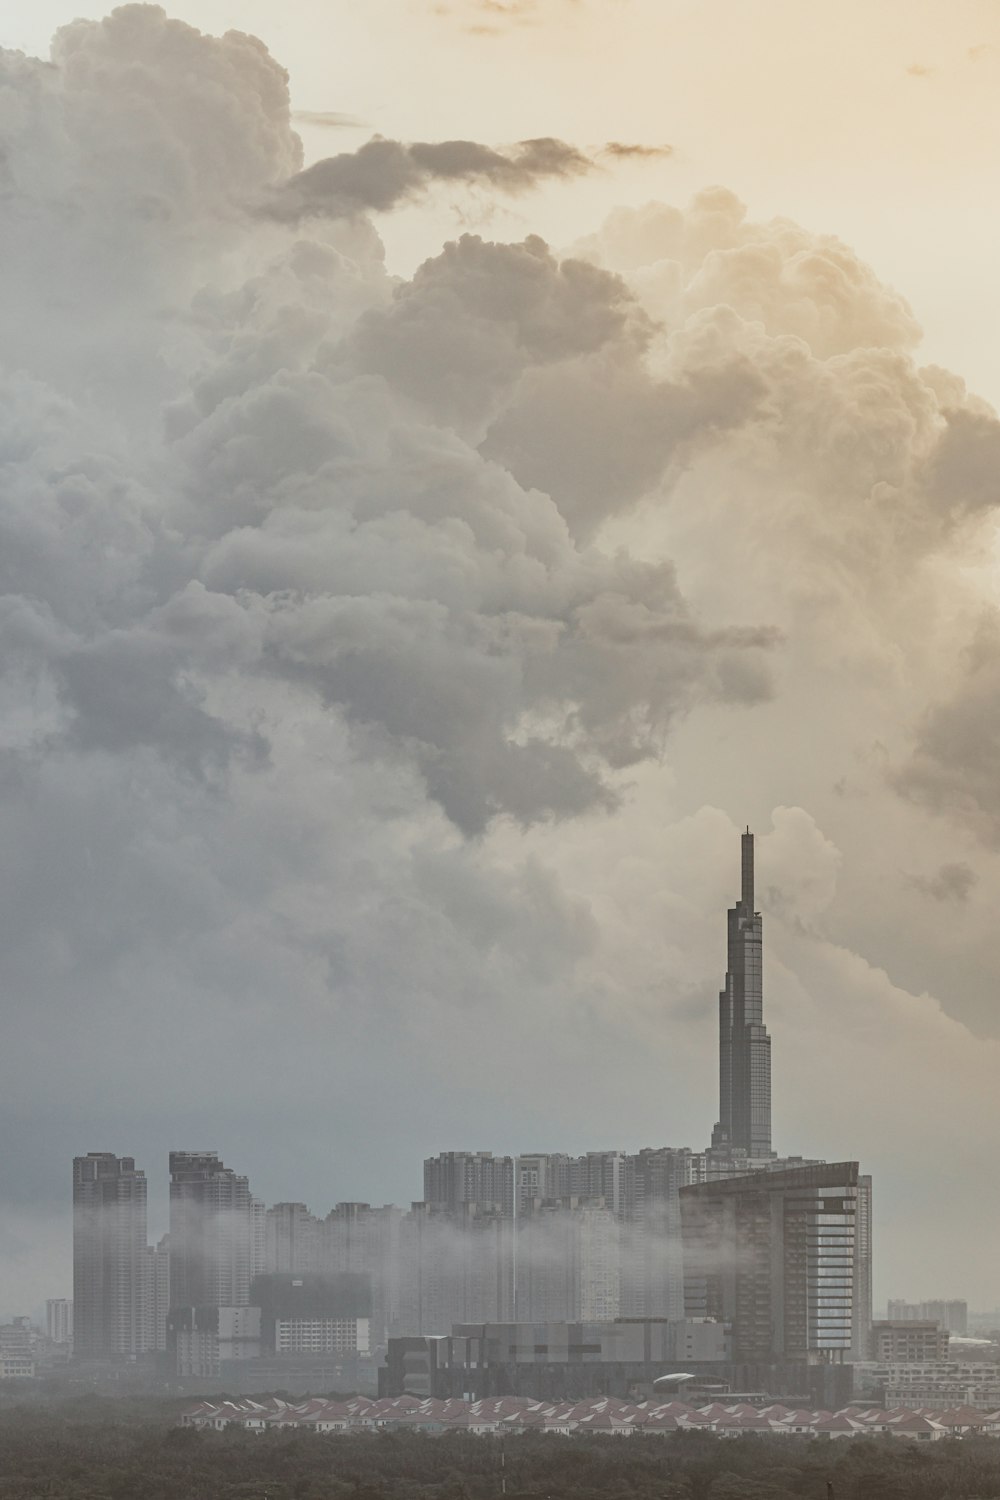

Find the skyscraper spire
[[711, 829, 773, 1158]]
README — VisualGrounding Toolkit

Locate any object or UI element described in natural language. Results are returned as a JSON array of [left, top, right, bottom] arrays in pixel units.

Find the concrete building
[[711, 830, 772, 1160], [423, 1153, 515, 1218], [169, 1151, 253, 1310], [170, 1305, 262, 1379], [871, 1320, 950, 1362], [887, 1299, 968, 1336], [854, 1359, 1000, 1410], [46, 1299, 73, 1346], [266, 1202, 325, 1275], [517, 1198, 620, 1323], [143, 1235, 171, 1353], [253, 1271, 372, 1354], [681, 1161, 862, 1366], [325, 1202, 402, 1345], [397, 1201, 514, 1333], [73, 1153, 149, 1361]]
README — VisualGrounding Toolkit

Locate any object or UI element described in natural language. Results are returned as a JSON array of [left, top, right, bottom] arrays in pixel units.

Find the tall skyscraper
[[72, 1153, 149, 1361], [142, 1234, 171, 1352], [711, 829, 772, 1159], [168, 1151, 253, 1309]]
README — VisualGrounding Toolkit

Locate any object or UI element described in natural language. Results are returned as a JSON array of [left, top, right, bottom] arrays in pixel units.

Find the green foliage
[[4, 1405, 1000, 1500]]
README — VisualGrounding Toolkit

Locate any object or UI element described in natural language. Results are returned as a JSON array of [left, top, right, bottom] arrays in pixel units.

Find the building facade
[[72, 1153, 149, 1361], [887, 1299, 968, 1336], [423, 1153, 515, 1218], [46, 1299, 73, 1346], [681, 1161, 862, 1365], [168, 1151, 253, 1310], [871, 1320, 950, 1362]]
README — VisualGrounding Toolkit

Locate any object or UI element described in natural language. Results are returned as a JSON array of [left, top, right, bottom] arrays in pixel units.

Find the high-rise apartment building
[[143, 1234, 171, 1352], [168, 1151, 253, 1309], [516, 1197, 620, 1323], [397, 1201, 514, 1334], [72, 1153, 149, 1360], [326, 1203, 402, 1344], [620, 1148, 694, 1319], [46, 1298, 73, 1345], [266, 1203, 326, 1275], [423, 1152, 515, 1217], [887, 1299, 968, 1336], [711, 830, 772, 1159], [681, 1161, 861, 1364]]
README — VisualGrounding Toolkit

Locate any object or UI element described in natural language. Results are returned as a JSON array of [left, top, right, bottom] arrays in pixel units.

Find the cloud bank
[[4, 3, 1000, 1313]]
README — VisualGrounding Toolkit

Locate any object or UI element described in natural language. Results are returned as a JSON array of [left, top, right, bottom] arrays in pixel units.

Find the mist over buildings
[[3, 2, 1000, 1318]]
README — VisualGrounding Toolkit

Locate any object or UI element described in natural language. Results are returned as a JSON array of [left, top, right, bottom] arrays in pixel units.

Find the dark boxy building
[[681, 1161, 861, 1376], [252, 1271, 372, 1352]]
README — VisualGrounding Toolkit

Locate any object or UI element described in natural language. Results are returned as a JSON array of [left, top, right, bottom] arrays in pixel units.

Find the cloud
[[892, 620, 1000, 844], [5, 1, 1000, 1317], [292, 111, 367, 129], [262, 136, 593, 222], [599, 142, 674, 161], [906, 861, 978, 902]]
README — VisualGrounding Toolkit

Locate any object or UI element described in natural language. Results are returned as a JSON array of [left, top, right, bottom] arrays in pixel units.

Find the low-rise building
[[870, 1321, 949, 1362]]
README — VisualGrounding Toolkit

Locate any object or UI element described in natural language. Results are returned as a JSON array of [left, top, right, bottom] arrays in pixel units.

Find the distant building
[[73, 1153, 149, 1360], [266, 1202, 325, 1275], [711, 830, 772, 1159], [379, 1317, 730, 1400], [871, 1320, 950, 1362], [46, 1299, 73, 1346], [423, 1153, 515, 1218], [143, 1235, 171, 1352], [681, 1161, 862, 1366], [252, 1270, 372, 1356], [397, 1201, 514, 1333], [0, 1318, 36, 1359], [887, 1299, 968, 1336], [855, 1359, 1000, 1410], [517, 1198, 620, 1322], [325, 1203, 402, 1345], [169, 1151, 253, 1310], [170, 1305, 261, 1379]]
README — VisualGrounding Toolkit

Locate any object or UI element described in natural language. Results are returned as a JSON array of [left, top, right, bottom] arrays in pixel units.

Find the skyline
[[2, 1, 1000, 1318]]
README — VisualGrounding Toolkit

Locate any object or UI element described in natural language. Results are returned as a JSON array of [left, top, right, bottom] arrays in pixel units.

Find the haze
[[1, 0, 998, 1320]]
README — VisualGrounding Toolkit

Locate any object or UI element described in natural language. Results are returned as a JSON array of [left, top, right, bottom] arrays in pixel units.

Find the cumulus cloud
[[6, 1, 1000, 1315]]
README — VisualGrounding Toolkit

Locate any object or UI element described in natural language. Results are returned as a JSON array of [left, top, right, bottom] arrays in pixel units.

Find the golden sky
[[6, 0, 998, 398]]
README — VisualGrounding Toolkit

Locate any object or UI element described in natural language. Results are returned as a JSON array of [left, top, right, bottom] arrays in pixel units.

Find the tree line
[[4, 1399, 1000, 1500]]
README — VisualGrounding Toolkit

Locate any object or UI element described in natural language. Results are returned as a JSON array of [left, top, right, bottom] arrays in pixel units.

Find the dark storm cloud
[[906, 862, 978, 902], [261, 136, 592, 222]]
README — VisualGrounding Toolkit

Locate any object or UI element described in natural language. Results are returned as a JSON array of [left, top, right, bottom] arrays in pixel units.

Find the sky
[[1, 0, 1000, 1317]]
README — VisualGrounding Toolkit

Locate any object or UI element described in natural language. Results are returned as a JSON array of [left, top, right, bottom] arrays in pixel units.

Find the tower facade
[[681, 1161, 860, 1364], [168, 1151, 252, 1310], [711, 830, 772, 1158], [72, 1153, 148, 1360]]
